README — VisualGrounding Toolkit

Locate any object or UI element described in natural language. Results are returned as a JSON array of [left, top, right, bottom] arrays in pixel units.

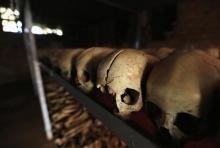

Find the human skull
[[147, 50, 220, 139], [205, 48, 220, 59], [75, 47, 114, 93], [57, 48, 84, 79], [96, 49, 124, 93], [97, 49, 159, 118], [142, 48, 156, 56], [156, 47, 175, 59], [38, 48, 63, 68], [143, 47, 175, 59]]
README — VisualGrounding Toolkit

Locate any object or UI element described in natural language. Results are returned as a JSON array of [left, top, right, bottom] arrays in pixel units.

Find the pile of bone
[[41, 47, 220, 140], [44, 78, 126, 148]]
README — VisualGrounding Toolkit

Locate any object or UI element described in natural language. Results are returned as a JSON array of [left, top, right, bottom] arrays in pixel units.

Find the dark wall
[[0, 32, 29, 84], [0, 32, 63, 84]]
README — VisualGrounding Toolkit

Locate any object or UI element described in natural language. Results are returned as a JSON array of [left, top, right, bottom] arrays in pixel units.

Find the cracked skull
[[147, 50, 220, 139], [97, 49, 159, 118], [75, 47, 114, 93], [57, 48, 84, 79]]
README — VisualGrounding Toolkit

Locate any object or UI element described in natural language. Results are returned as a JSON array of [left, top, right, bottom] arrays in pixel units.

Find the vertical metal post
[[134, 12, 141, 49], [134, 11, 148, 49], [23, 0, 53, 140]]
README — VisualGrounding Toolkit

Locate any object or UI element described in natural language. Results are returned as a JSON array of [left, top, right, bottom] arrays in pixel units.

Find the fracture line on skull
[[106, 76, 122, 85], [105, 50, 125, 86]]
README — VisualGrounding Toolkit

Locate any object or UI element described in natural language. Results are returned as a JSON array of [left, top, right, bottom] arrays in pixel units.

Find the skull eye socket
[[147, 102, 163, 125], [174, 112, 201, 136], [55, 67, 61, 74], [121, 88, 140, 105], [63, 71, 68, 77], [71, 67, 77, 78], [82, 71, 90, 82]]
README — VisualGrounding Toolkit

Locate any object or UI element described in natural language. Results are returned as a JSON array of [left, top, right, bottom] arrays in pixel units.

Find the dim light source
[[14, 9, 20, 16], [16, 21, 22, 28], [3, 21, 19, 33], [0, 7, 6, 13], [55, 29, 63, 36], [0, 6, 63, 36], [31, 25, 43, 35]]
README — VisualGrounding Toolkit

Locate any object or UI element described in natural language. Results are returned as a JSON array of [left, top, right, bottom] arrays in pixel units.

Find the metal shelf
[[40, 63, 158, 148]]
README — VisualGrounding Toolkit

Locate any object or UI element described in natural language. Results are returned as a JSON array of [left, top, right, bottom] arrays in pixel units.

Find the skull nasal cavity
[[174, 112, 200, 135], [83, 71, 90, 82], [63, 71, 68, 77], [121, 88, 140, 105], [147, 102, 162, 120]]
